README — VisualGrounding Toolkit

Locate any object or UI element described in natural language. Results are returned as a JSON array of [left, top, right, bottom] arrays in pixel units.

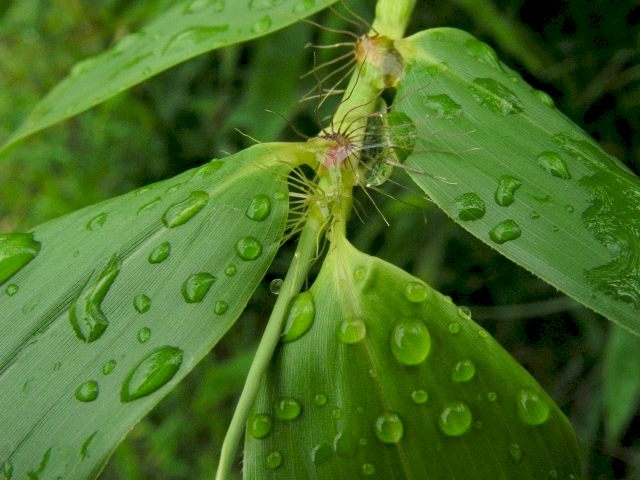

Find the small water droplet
[[270, 278, 283, 295], [451, 359, 476, 382], [390, 318, 431, 365], [453, 192, 486, 221], [266, 451, 282, 469], [53, 361, 62, 371], [163, 26, 229, 55], [411, 389, 429, 404], [275, 397, 302, 420], [464, 38, 502, 69], [532, 89, 555, 107], [405, 281, 428, 303], [75, 380, 99, 402], [422, 94, 463, 119], [565, 204, 575, 213], [332, 408, 342, 419], [530, 211, 541, 219], [438, 401, 472, 436], [457, 306, 472, 319], [494, 175, 522, 207], [252, 15, 272, 33], [516, 387, 550, 425], [246, 194, 272, 221], [448, 322, 461, 334], [133, 294, 151, 313], [5, 284, 18, 296], [374, 411, 404, 443], [487, 391, 498, 402], [354, 266, 367, 280], [293, 0, 314, 14], [137, 327, 151, 343], [363, 463, 376, 476], [0, 232, 41, 286], [509, 443, 523, 463], [137, 197, 162, 215], [148, 242, 171, 264], [236, 236, 263, 261], [248, 413, 272, 439], [489, 219, 522, 244], [102, 359, 116, 375], [311, 444, 331, 465], [70, 255, 121, 342], [314, 393, 327, 406], [162, 191, 209, 228], [469, 77, 524, 115], [184, 0, 225, 14], [182, 272, 216, 303], [536, 151, 571, 179], [86, 213, 108, 231], [281, 291, 315, 342], [225, 264, 237, 276], [338, 316, 367, 344], [214, 301, 228, 315], [121, 346, 183, 402]]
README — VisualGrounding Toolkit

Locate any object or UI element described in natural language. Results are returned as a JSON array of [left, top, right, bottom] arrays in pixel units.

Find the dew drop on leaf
[[390, 318, 431, 365], [252, 15, 272, 33], [5, 284, 18, 296], [133, 294, 151, 313], [0, 232, 41, 286], [137, 197, 162, 215], [137, 327, 151, 344], [411, 389, 429, 404], [532, 89, 555, 107], [75, 380, 99, 402], [148, 242, 171, 264], [275, 397, 302, 420], [337, 317, 367, 344], [86, 213, 107, 231], [269, 278, 283, 295], [489, 219, 522, 244], [247, 413, 272, 439], [451, 359, 476, 383], [162, 191, 209, 228], [457, 305, 472, 319], [281, 291, 315, 343], [516, 387, 550, 425], [246, 194, 272, 221], [422, 94, 463, 119], [181, 272, 216, 303], [292, 0, 314, 14], [184, 0, 225, 14], [225, 264, 237, 276], [102, 359, 117, 375], [469, 77, 524, 115], [374, 411, 404, 444], [453, 192, 486, 221], [214, 300, 228, 315], [494, 175, 522, 207], [266, 451, 282, 469], [314, 393, 327, 406], [236, 236, 263, 261], [405, 281, 428, 303], [448, 322, 461, 334], [362, 463, 376, 476], [120, 346, 183, 402], [162, 26, 229, 56], [438, 401, 472, 437], [536, 151, 572, 179], [487, 391, 498, 402]]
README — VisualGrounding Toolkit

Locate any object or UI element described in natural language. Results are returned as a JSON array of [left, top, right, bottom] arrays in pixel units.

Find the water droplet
[[363, 463, 376, 476], [75, 380, 99, 402], [448, 322, 461, 334], [405, 281, 428, 302], [252, 15, 272, 33], [508, 443, 523, 463], [337, 317, 367, 344], [438, 401, 472, 436], [275, 397, 301, 420], [530, 211, 541, 219], [181, 272, 216, 303], [70, 255, 121, 342], [536, 151, 571, 179], [532, 89, 555, 107], [137, 197, 162, 215], [102, 359, 116, 375], [332, 408, 342, 419], [80, 431, 98, 460], [86, 213, 107, 231], [487, 391, 497, 402], [148, 242, 171, 264], [184, 0, 225, 14], [281, 291, 315, 342], [469, 77, 524, 115], [457, 306, 472, 319], [411, 389, 429, 404], [248, 413, 272, 439], [246, 194, 272, 221], [464, 38, 502, 69], [121, 346, 183, 402], [453, 192, 486, 221], [137, 327, 151, 343], [354, 266, 366, 280], [494, 175, 522, 206], [390, 318, 431, 365], [53, 361, 62, 371], [214, 301, 228, 315], [162, 191, 209, 228], [266, 451, 282, 469], [489, 219, 522, 244], [451, 359, 476, 382], [0, 232, 41, 286], [314, 393, 327, 406], [225, 264, 237, 276], [163, 26, 229, 55], [565, 204, 575, 213], [516, 387, 550, 425], [422, 94, 463, 119], [5, 284, 18, 296], [236, 236, 263, 261], [293, 0, 314, 14], [270, 278, 283, 295], [133, 294, 151, 313], [478, 329, 489, 339], [374, 411, 404, 443]]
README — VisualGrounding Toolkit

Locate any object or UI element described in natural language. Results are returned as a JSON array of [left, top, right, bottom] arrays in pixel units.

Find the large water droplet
[[453, 193, 486, 221], [266, 451, 282, 469], [182, 272, 216, 303], [516, 387, 550, 425], [252, 15, 272, 33], [338, 316, 367, 344], [102, 359, 117, 375], [148, 242, 171, 264], [246, 194, 272, 221], [236, 236, 262, 261], [121, 346, 183, 402], [137, 327, 151, 343], [390, 318, 431, 365], [411, 389, 429, 404], [0, 232, 41, 286], [405, 281, 428, 303], [281, 291, 315, 343], [489, 219, 522, 244], [448, 322, 461, 334], [469, 77, 524, 115], [248, 413, 272, 439], [374, 411, 404, 443], [275, 397, 302, 420], [438, 401, 472, 436], [69, 255, 121, 342], [494, 175, 522, 207], [162, 191, 209, 228], [422, 94, 463, 119], [75, 380, 99, 402], [536, 151, 571, 179], [464, 39, 502, 70], [509, 443, 523, 463], [86, 213, 107, 231], [314, 393, 327, 406], [451, 359, 476, 382], [163, 26, 229, 55], [133, 294, 151, 313]]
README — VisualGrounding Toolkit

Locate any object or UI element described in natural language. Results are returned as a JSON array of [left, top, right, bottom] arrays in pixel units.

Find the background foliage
[[1, 0, 639, 478]]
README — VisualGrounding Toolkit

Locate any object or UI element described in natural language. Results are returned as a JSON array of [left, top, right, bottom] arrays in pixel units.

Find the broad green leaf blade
[[0, 142, 305, 479], [393, 28, 640, 334], [243, 238, 581, 479], [1, 0, 338, 153]]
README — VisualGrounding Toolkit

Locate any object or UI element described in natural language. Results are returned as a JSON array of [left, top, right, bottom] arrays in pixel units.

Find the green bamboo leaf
[[0, 142, 307, 478], [393, 28, 640, 334], [243, 238, 581, 479], [0, 0, 337, 153]]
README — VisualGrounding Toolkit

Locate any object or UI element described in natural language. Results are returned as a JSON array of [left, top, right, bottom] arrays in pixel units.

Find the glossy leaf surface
[[394, 28, 640, 334], [243, 238, 581, 479]]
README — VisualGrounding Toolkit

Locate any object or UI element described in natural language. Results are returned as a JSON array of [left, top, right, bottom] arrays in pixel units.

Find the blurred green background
[[1, 0, 639, 478]]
